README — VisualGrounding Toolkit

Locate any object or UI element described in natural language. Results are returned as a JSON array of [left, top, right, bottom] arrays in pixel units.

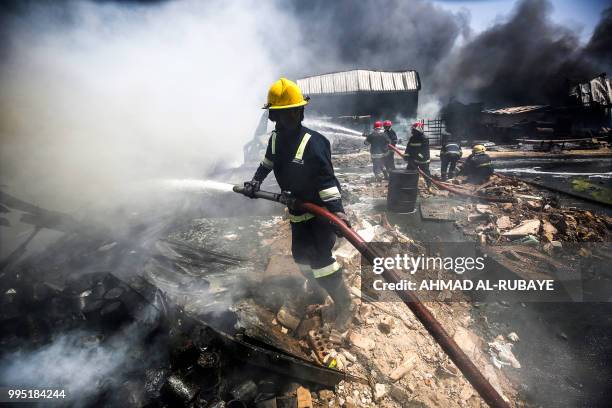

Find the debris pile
[[2, 147, 609, 407], [248, 205, 517, 407], [440, 175, 611, 247], [0, 193, 360, 408]]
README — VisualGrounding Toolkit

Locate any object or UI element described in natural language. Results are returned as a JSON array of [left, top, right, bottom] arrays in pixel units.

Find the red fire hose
[[234, 185, 510, 408], [387, 144, 515, 203]]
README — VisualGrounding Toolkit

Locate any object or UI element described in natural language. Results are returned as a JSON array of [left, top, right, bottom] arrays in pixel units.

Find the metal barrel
[[387, 169, 419, 213]]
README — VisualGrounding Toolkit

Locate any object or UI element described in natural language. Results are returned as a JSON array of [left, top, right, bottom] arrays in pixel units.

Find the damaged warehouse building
[[442, 73, 612, 147]]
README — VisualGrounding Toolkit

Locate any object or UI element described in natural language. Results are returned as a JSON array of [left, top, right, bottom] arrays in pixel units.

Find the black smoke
[[583, 6, 612, 71], [435, 0, 612, 106], [289, 0, 470, 77], [289, 0, 612, 108]]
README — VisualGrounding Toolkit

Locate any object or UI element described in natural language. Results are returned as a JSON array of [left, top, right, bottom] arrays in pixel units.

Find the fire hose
[[387, 144, 515, 203], [233, 185, 510, 408]]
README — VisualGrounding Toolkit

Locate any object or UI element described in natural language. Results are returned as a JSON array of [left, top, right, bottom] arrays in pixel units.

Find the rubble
[[496, 215, 513, 229], [388, 353, 418, 381], [489, 340, 521, 369], [3, 139, 609, 408], [502, 219, 541, 237], [507, 332, 520, 343], [297, 386, 313, 407], [348, 332, 375, 351], [374, 383, 388, 401], [377, 315, 395, 334]]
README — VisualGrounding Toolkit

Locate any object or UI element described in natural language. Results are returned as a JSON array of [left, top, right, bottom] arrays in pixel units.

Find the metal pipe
[[233, 185, 510, 408]]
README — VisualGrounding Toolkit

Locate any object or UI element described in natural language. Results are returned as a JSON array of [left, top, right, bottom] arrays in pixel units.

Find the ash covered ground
[[1, 147, 611, 407]]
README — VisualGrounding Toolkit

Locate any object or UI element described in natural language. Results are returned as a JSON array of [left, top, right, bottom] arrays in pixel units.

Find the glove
[[332, 212, 351, 236], [243, 179, 261, 198]]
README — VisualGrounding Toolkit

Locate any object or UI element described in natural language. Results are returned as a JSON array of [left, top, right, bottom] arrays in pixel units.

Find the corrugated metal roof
[[297, 70, 420, 95], [483, 105, 549, 115]]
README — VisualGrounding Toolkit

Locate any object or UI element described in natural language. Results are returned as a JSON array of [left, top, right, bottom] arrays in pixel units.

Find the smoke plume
[[290, 0, 611, 108], [287, 0, 470, 77], [0, 0, 610, 213], [433, 0, 612, 106], [0, 0, 298, 211]]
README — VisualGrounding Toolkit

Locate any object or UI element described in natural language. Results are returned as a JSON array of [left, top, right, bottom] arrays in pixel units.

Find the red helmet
[[412, 122, 423, 129], [374, 121, 383, 129], [383, 120, 392, 127]]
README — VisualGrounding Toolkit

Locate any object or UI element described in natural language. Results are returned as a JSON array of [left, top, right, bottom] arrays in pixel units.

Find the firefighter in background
[[404, 122, 431, 185], [243, 78, 353, 332], [383, 120, 397, 171], [364, 121, 393, 181], [440, 130, 462, 180], [459, 144, 494, 184]]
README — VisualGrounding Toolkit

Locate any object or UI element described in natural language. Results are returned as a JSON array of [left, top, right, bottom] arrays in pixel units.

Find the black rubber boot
[[316, 270, 353, 332], [297, 265, 329, 305]]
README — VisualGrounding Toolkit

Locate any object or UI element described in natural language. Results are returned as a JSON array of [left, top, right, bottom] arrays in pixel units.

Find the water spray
[[303, 119, 364, 136], [155, 179, 236, 193]]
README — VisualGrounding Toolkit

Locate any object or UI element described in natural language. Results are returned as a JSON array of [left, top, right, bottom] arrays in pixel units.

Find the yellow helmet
[[263, 78, 309, 110], [472, 144, 486, 154]]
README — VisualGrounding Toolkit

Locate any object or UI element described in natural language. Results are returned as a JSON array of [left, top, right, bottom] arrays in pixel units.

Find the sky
[[434, 0, 609, 41]]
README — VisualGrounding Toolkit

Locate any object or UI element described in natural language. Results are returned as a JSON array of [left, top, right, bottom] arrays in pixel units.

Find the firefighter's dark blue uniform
[[383, 128, 397, 171], [404, 128, 432, 184], [365, 129, 392, 180], [461, 152, 494, 184], [252, 125, 344, 278], [440, 142, 462, 180]]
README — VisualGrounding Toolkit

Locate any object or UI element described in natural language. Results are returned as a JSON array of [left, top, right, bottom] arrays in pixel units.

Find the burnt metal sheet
[[191, 314, 368, 387], [233, 299, 310, 360], [483, 105, 549, 115], [298, 69, 420, 95], [570, 74, 612, 106]]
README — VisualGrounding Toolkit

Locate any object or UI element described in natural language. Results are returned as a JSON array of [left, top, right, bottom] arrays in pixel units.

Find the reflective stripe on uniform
[[478, 162, 492, 167], [414, 159, 431, 163], [409, 143, 422, 147], [312, 261, 341, 278], [292, 133, 311, 163], [289, 212, 315, 223], [371, 153, 386, 159], [261, 157, 273, 169], [319, 186, 341, 202], [271, 131, 277, 155]]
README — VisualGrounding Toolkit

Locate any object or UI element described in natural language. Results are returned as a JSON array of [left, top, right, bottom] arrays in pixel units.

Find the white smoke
[[0, 0, 301, 212], [0, 329, 138, 405]]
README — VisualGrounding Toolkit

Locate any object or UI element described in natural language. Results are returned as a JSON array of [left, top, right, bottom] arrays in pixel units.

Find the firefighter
[[459, 144, 494, 184], [364, 121, 393, 181], [404, 123, 431, 185], [383, 120, 397, 170], [440, 131, 462, 180], [243, 78, 353, 332]]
